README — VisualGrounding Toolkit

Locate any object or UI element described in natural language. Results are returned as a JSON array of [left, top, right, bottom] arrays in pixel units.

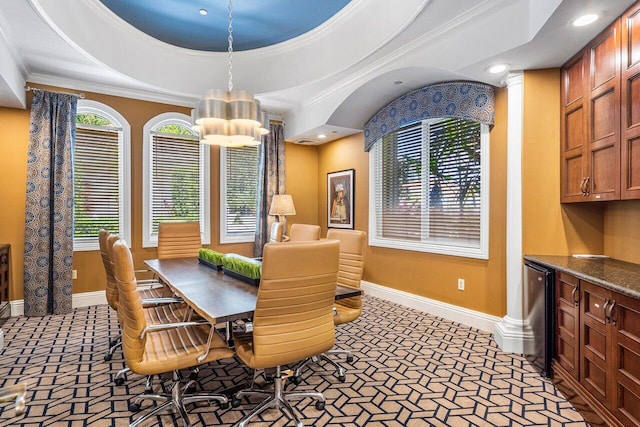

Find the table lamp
[[269, 194, 296, 239]]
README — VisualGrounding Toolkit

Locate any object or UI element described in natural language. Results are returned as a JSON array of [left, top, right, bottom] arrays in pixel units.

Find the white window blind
[[220, 146, 259, 243], [150, 132, 201, 233], [74, 125, 122, 239], [370, 117, 489, 259]]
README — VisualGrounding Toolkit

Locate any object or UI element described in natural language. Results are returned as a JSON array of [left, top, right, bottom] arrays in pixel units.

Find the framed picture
[[327, 169, 354, 229]]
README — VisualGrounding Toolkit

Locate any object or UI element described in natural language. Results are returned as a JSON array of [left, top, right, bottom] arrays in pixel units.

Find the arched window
[[142, 113, 210, 247], [74, 100, 131, 251]]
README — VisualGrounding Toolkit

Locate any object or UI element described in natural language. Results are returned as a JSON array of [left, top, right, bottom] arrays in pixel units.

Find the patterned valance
[[363, 81, 495, 151]]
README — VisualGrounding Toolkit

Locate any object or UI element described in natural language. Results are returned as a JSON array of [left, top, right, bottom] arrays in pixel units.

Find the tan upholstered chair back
[[326, 229, 367, 314], [252, 240, 339, 369], [269, 222, 284, 243], [99, 230, 123, 311], [112, 239, 147, 370], [288, 224, 321, 241], [157, 221, 201, 259]]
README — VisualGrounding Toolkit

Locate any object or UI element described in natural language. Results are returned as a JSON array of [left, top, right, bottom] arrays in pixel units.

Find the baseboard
[[9, 290, 107, 317], [360, 280, 502, 334]]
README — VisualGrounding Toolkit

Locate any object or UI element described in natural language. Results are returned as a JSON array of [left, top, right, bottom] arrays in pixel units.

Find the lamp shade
[[269, 194, 296, 217]]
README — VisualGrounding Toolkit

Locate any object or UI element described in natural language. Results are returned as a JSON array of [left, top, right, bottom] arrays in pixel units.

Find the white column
[[494, 72, 533, 353]]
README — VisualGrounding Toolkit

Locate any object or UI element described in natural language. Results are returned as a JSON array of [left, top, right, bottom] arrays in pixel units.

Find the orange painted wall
[[604, 200, 640, 263], [316, 90, 509, 317], [0, 107, 30, 302], [283, 142, 319, 235], [522, 69, 605, 256]]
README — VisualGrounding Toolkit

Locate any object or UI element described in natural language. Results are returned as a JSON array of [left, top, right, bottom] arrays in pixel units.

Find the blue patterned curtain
[[23, 89, 77, 316], [253, 122, 285, 257]]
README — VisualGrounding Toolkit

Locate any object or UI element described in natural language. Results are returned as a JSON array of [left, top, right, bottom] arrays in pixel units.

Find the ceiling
[[99, 0, 351, 52], [0, 0, 636, 144]]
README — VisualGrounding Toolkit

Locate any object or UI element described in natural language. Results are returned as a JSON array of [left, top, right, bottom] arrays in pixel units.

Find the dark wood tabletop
[[144, 257, 361, 324]]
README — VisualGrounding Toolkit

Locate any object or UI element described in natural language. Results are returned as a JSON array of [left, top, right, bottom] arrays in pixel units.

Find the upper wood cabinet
[[621, 6, 640, 199], [561, 19, 621, 202]]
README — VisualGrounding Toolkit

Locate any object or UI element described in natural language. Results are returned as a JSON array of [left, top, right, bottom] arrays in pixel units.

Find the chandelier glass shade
[[192, 0, 268, 147]]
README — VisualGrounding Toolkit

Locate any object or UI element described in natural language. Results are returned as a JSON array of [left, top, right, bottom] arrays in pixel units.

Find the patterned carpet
[[0, 295, 589, 426]]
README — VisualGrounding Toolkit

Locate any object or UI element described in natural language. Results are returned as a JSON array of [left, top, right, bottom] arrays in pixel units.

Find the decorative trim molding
[[9, 291, 107, 317], [361, 280, 502, 335], [363, 81, 495, 151]]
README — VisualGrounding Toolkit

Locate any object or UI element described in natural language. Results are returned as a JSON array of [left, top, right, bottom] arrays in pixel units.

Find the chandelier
[[192, 0, 268, 147]]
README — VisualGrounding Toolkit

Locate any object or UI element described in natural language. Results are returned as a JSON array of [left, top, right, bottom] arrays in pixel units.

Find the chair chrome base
[[295, 348, 354, 382], [129, 371, 228, 427], [233, 366, 325, 427]]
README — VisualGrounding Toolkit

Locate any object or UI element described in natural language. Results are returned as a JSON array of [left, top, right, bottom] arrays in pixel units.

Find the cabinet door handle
[[608, 300, 617, 326], [571, 285, 580, 306], [603, 298, 610, 322], [580, 177, 587, 195], [584, 176, 590, 195]]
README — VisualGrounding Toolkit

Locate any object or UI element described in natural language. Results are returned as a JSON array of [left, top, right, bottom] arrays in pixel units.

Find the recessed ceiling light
[[572, 13, 598, 27], [318, 134, 327, 139], [199, 8, 208, 16], [487, 63, 510, 74], [394, 81, 403, 85]]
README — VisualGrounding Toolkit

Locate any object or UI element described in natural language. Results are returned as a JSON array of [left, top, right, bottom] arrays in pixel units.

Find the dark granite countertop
[[524, 255, 640, 299]]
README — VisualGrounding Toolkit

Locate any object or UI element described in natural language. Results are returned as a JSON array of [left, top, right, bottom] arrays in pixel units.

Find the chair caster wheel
[[186, 385, 196, 394], [231, 397, 242, 408], [143, 388, 153, 394], [315, 401, 325, 411], [128, 402, 141, 412], [189, 371, 199, 380], [219, 401, 229, 409], [104, 354, 113, 361], [346, 355, 354, 363], [114, 377, 125, 386], [109, 339, 116, 347], [337, 375, 346, 383], [292, 375, 303, 385]]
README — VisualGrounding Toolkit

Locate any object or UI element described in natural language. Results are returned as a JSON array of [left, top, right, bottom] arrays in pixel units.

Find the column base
[[494, 315, 534, 354]]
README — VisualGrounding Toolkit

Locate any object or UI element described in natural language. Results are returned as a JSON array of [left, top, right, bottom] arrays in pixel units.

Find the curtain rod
[[24, 85, 85, 99]]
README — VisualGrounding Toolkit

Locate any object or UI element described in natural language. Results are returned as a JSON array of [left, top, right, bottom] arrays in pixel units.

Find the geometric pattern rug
[[0, 295, 589, 426]]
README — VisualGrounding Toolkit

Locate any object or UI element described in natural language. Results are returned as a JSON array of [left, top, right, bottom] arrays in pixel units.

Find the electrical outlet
[[72, 270, 77, 279], [457, 278, 465, 291]]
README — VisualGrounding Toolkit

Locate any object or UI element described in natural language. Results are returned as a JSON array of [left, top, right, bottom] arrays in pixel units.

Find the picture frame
[[327, 169, 354, 229]]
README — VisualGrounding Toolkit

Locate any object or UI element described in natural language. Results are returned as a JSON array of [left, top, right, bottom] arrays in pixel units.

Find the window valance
[[363, 81, 495, 151]]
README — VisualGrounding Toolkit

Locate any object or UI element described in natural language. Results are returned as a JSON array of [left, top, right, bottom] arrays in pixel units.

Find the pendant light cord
[[227, 0, 233, 92]]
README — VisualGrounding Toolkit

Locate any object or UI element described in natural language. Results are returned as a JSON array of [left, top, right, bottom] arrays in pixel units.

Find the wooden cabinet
[[561, 19, 621, 202], [621, 5, 640, 199], [0, 244, 9, 321], [554, 271, 640, 426], [556, 272, 580, 377]]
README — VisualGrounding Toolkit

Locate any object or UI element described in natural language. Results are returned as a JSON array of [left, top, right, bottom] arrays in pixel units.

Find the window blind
[[151, 133, 201, 233], [74, 126, 121, 238], [224, 146, 258, 236], [374, 117, 481, 248]]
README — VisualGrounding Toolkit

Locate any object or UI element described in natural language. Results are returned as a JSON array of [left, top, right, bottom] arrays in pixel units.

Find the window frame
[[73, 100, 131, 252], [368, 119, 490, 260], [219, 146, 259, 244], [142, 112, 210, 248]]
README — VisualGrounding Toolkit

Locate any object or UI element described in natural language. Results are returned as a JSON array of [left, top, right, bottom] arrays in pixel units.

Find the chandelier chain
[[227, 0, 233, 91]]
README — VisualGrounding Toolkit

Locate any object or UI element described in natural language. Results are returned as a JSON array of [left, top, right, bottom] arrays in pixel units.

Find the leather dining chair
[[100, 230, 185, 389], [157, 221, 202, 258], [231, 240, 340, 426], [295, 229, 367, 382], [269, 221, 284, 243], [100, 230, 173, 362], [287, 223, 321, 241], [112, 238, 235, 427]]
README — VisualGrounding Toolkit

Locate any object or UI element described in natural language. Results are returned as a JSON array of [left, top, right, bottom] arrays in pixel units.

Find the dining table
[[144, 257, 362, 325]]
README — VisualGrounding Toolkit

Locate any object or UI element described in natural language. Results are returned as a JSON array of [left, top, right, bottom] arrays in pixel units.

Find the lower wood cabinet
[[554, 271, 640, 426]]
